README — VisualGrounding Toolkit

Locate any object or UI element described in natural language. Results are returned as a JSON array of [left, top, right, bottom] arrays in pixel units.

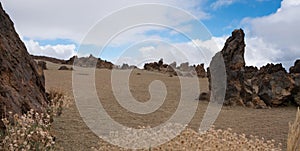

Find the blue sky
[[203, 0, 282, 36], [1, 0, 300, 68]]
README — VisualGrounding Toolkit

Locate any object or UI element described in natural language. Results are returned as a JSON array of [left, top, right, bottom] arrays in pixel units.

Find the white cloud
[[1, 0, 208, 43], [113, 37, 223, 68], [210, 0, 237, 10], [24, 40, 76, 60], [279, 0, 300, 10], [242, 0, 300, 68]]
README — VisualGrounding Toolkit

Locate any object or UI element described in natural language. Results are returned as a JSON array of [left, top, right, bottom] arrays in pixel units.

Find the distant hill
[[32, 54, 114, 69]]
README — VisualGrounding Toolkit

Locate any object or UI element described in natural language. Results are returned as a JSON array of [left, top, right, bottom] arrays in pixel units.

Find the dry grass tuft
[[0, 89, 70, 151], [94, 125, 282, 151], [0, 110, 54, 150], [47, 89, 71, 117], [287, 107, 300, 151]]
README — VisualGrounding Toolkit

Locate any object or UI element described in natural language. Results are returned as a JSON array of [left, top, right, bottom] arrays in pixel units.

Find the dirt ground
[[44, 61, 297, 150]]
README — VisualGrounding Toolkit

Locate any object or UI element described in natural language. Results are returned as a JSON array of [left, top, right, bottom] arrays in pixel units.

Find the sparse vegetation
[[47, 89, 71, 118], [0, 89, 70, 151], [287, 107, 300, 151], [94, 125, 282, 151]]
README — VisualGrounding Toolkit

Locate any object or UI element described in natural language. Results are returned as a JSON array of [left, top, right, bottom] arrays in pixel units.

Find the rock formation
[[0, 3, 48, 128], [179, 62, 190, 72], [58, 66, 72, 70], [144, 59, 164, 71], [207, 29, 299, 108], [244, 66, 258, 79], [220, 29, 247, 106], [291, 60, 300, 106], [119, 63, 137, 70], [254, 64, 294, 106], [195, 64, 206, 78], [37, 61, 47, 70], [290, 59, 300, 74], [292, 74, 300, 106], [32, 54, 114, 70]]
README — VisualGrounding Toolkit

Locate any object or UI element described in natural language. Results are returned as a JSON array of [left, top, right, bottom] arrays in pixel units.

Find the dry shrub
[[287, 107, 300, 151], [47, 89, 71, 117], [93, 125, 282, 151], [0, 89, 70, 151], [0, 110, 54, 150]]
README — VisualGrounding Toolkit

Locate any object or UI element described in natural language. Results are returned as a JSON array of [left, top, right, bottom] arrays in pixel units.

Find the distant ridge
[[32, 54, 114, 69]]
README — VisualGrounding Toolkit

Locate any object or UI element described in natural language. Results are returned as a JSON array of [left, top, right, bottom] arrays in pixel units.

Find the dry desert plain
[[43, 61, 297, 150]]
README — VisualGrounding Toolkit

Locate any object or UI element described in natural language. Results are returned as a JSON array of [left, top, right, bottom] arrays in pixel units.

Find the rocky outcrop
[[244, 66, 258, 79], [32, 54, 114, 69], [206, 29, 300, 108], [291, 74, 300, 106], [220, 29, 246, 106], [291, 60, 300, 106], [58, 66, 72, 70], [255, 64, 294, 106], [64, 55, 77, 65], [290, 59, 300, 74], [144, 59, 206, 78], [144, 59, 164, 71], [37, 61, 47, 70], [195, 64, 206, 78], [166, 62, 177, 76], [71, 54, 114, 69], [0, 3, 48, 128], [119, 63, 137, 70], [198, 92, 210, 101], [179, 62, 190, 72]]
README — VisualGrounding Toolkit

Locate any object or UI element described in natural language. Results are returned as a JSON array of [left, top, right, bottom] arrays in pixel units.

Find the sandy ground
[[43, 61, 297, 150]]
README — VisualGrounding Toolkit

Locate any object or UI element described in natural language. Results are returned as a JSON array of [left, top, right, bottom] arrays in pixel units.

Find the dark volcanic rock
[[121, 63, 130, 69], [255, 63, 293, 106], [120, 64, 136, 70], [144, 59, 164, 71], [206, 29, 299, 108], [72, 54, 114, 69], [195, 64, 206, 78], [291, 72, 300, 106], [221, 29, 246, 106], [64, 55, 77, 65], [244, 66, 258, 79], [290, 59, 300, 74], [58, 66, 71, 70], [37, 61, 47, 70], [198, 92, 210, 101], [0, 3, 48, 128]]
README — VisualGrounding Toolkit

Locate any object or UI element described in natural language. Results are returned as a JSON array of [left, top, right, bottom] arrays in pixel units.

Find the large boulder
[[0, 3, 48, 128], [58, 66, 72, 70], [254, 63, 294, 106], [220, 29, 246, 106], [195, 64, 206, 78]]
